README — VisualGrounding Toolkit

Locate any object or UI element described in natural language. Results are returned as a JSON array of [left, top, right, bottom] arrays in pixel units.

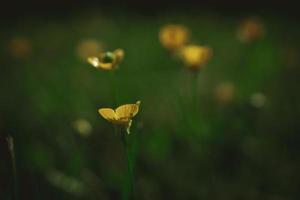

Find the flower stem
[[110, 71, 118, 106], [191, 72, 199, 111], [121, 132, 134, 200], [7, 135, 18, 200], [114, 126, 134, 200]]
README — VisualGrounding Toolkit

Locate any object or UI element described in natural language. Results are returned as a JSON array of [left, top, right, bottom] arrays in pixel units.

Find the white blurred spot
[[250, 92, 267, 108], [73, 118, 92, 137]]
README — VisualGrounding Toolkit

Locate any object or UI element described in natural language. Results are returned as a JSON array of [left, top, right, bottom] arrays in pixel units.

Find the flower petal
[[114, 49, 125, 63], [87, 57, 100, 68], [115, 102, 140, 119], [98, 62, 114, 70], [180, 45, 212, 68], [98, 108, 118, 122], [159, 24, 189, 50]]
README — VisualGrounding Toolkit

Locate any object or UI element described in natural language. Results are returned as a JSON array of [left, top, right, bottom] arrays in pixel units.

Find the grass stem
[[7, 136, 18, 200]]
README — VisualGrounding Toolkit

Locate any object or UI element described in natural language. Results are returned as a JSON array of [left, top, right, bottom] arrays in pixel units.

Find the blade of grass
[[7, 136, 18, 200]]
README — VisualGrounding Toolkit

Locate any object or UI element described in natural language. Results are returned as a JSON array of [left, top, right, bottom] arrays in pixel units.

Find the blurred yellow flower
[[283, 47, 299, 69], [180, 45, 212, 71], [76, 39, 102, 60], [87, 49, 124, 70], [159, 24, 189, 51], [98, 101, 141, 134], [214, 82, 235, 105], [9, 37, 32, 59], [237, 17, 264, 43]]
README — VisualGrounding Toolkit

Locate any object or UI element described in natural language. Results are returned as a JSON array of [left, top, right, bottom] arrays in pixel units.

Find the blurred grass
[[1, 10, 300, 200]]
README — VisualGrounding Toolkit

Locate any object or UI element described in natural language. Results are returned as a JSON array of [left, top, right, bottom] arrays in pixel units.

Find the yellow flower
[[237, 17, 264, 43], [159, 24, 189, 51], [87, 49, 124, 70], [98, 101, 141, 134], [180, 45, 212, 71], [214, 82, 235, 105]]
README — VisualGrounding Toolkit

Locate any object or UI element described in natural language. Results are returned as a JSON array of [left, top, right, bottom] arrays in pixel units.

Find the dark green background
[[1, 9, 300, 200]]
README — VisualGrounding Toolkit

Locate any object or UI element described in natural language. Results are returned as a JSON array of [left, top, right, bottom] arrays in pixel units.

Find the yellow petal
[[114, 49, 125, 63], [98, 108, 118, 122], [98, 62, 115, 70], [87, 57, 100, 68], [115, 103, 140, 119], [159, 25, 189, 51], [180, 45, 212, 68], [87, 54, 117, 70]]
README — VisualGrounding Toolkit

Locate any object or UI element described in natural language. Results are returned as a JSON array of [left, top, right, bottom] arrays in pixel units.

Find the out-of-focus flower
[[214, 82, 235, 105], [283, 47, 299, 69], [250, 92, 267, 108], [179, 45, 212, 71], [76, 39, 102, 60], [237, 17, 264, 43], [159, 24, 189, 51], [73, 118, 92, 137], [98, 101, 141, 134], [47, 170, 85, 196], [87, 49, 124, 70], [9, 37, 31, 59]]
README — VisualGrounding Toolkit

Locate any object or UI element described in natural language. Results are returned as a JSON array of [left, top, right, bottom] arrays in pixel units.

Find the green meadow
[[1, 10, 300, 200]]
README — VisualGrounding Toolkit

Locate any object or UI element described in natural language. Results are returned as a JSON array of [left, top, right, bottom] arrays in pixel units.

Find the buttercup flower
[[180, 45, 212, 71], [87, 49, 124, 70], [237, 17, 264, 43], [159, 24, 189, 51], [214, 82, 235, 105], [98, 101, 141, 134]]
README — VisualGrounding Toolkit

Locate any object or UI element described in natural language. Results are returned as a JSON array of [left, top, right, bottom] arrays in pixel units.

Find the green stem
[[191, 72, 199, 110], [173, 83, 185, 136], [110, 71, 118, 106], [114, 127, 134, 200], [7, 136, 18, 200], [234, 43, 256, 83], [121, 132, 134, 200]]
